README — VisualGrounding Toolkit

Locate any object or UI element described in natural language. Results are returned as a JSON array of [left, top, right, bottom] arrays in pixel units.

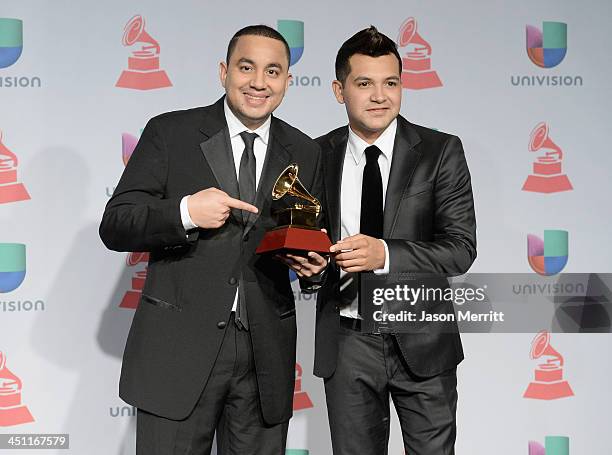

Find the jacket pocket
[[140, 294, 182, 312], [279, 308, 296, 319], [401, 181, 433, 199]]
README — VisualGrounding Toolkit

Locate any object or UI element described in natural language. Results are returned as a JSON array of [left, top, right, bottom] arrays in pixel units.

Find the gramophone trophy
[[522, 122, 572, 193], [0, 130, 30, 205], [397, 17, 442, 90], [256, 164, 331, 254], [120, 252, 149, 309], [115, 15, 172, 90], [523, 330, 574, 400], [0, 351, 34, 427]]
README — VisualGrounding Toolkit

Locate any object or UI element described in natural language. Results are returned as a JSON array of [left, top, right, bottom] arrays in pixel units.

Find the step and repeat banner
[[1, 0, 611, 454]]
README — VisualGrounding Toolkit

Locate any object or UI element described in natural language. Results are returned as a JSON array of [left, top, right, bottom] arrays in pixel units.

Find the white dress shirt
[[339, 119, 396, 318], [180, 99, 271, 311]]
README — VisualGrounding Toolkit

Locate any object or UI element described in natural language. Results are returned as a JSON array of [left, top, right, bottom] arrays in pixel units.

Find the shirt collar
[[224, 98, 271, 146], [347, 118, 397, 165]]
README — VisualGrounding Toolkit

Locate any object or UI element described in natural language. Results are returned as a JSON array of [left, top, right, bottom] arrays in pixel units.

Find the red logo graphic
[[523, 330, 574, 400], [0, 351, 34, 427], [120, 252, 149, 309], [397, 17, 442, 90], [0, 131, 30, 205], [293, 363, 313, 411], [522, 122, 572, 193], [116, 15, 172, 90]]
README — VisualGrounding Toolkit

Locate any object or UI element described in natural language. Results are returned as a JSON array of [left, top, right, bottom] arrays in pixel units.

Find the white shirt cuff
[[180, 195, 198, 232], [373, 239, 389, 275]]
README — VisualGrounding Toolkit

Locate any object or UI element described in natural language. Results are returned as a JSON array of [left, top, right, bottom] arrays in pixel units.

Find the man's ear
[[285, 72, 293, 90], [332, 80, 345, 104], [219, 61, 228, 88]]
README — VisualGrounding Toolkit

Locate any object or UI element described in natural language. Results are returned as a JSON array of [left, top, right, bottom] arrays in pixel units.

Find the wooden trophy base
[[256, 226, 331, 255]]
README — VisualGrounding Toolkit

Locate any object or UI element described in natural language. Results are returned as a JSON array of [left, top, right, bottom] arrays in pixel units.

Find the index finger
[[224, 196, 258, 213], [339, 234, 364, 243], [330, 239, 357, 253]]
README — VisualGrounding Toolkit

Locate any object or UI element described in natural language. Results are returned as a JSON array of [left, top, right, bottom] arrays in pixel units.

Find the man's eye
[[267, 69, 279, 76], [387, 81, 397, 87], [358, 81, 370, 87], [240, 65, 253, 71]]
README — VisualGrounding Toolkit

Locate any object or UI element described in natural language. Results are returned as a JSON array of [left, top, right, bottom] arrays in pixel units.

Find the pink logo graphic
[[523, 330, 574, 400], [120, 252, 149, 309], [0, 130, 30, 205], [529, 436, 569, 455], [122, 132, 139, 166], [397, 17, 442, 90], [116, 15, 172, 90], [522, 122, 572, 193], [0, 351, 34, 427], [293, 363, 313, 411]]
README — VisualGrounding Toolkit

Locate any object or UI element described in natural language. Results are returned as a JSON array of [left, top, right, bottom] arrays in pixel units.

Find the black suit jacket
[[314, 115, 476, 379], [99, 97, 323, 423]]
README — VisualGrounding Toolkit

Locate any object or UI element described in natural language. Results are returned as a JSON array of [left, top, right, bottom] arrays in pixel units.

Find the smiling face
[[220, 34, 292, 130], [333, 53, 402, 144]]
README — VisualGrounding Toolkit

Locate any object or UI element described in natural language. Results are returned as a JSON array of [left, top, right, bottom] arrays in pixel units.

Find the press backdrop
[[1, 0, 611, 453]]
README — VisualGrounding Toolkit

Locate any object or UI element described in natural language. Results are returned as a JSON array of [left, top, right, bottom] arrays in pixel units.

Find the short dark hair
[[335, 26, 402, 83], [226, 25, 291, 68]]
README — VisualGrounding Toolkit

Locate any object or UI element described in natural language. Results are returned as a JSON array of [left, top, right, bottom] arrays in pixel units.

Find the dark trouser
[[324, 319, 457, 455], [136, 315, 288, 455]]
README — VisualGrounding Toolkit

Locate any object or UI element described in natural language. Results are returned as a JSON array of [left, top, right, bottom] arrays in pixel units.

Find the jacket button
[[228, 277, 237, 285], [243, 234, 249, 241], [217, 321, 226, 329]]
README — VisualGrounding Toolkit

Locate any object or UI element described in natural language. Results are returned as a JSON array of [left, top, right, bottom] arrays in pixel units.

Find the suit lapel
[[383, 116, 423, 237], [199, 98, 239, 196], [325, 128, 348, 243], [243, 117, 291, 236]]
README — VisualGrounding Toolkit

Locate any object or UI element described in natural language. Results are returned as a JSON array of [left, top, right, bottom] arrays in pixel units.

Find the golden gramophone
[[256, 164, 331, 254]]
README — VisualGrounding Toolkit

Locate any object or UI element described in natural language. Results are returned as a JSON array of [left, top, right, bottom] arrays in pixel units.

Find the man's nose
[[250, 70, 266, 90]]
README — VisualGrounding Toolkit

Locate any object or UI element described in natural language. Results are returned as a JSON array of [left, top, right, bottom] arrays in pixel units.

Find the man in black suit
[[312, 27, 477, 454], [100, 25, 326, 455]]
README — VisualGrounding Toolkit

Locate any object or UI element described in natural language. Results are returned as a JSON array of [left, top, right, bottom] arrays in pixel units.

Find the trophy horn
[[272, 164, 320, 213]]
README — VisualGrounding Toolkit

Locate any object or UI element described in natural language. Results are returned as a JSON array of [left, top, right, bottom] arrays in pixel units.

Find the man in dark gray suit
[[100, 25, 326, 455], [312, 27, 477, 454]]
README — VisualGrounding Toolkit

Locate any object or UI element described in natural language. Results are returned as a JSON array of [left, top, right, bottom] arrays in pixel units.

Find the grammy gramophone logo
[[120, 252, 149, 309], [116, 15, 172, 90], [292, 363, 313, 411], [522, 122, 572, 194], [523, 330, 573, 400], [0, 351, 34, 427], [397, 17, 442, 90], [0, 130, 30, 205]]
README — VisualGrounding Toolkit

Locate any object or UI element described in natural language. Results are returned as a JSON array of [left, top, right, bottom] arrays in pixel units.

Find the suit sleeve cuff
[[373, 239, 389, 275], [180, 195, 198, 232]]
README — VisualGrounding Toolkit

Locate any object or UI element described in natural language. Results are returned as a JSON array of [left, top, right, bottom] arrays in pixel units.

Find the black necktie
[[360, 145, 384, 238], [357, 145, 383, 316], [235, 132, 258, 330], [238, 132, 258, 225]]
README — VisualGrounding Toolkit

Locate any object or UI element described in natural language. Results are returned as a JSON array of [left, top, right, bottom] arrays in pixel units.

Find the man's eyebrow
[[235, 58, 285, 71], [236, 57, 255, 65], [266, 62, 284, 70]]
